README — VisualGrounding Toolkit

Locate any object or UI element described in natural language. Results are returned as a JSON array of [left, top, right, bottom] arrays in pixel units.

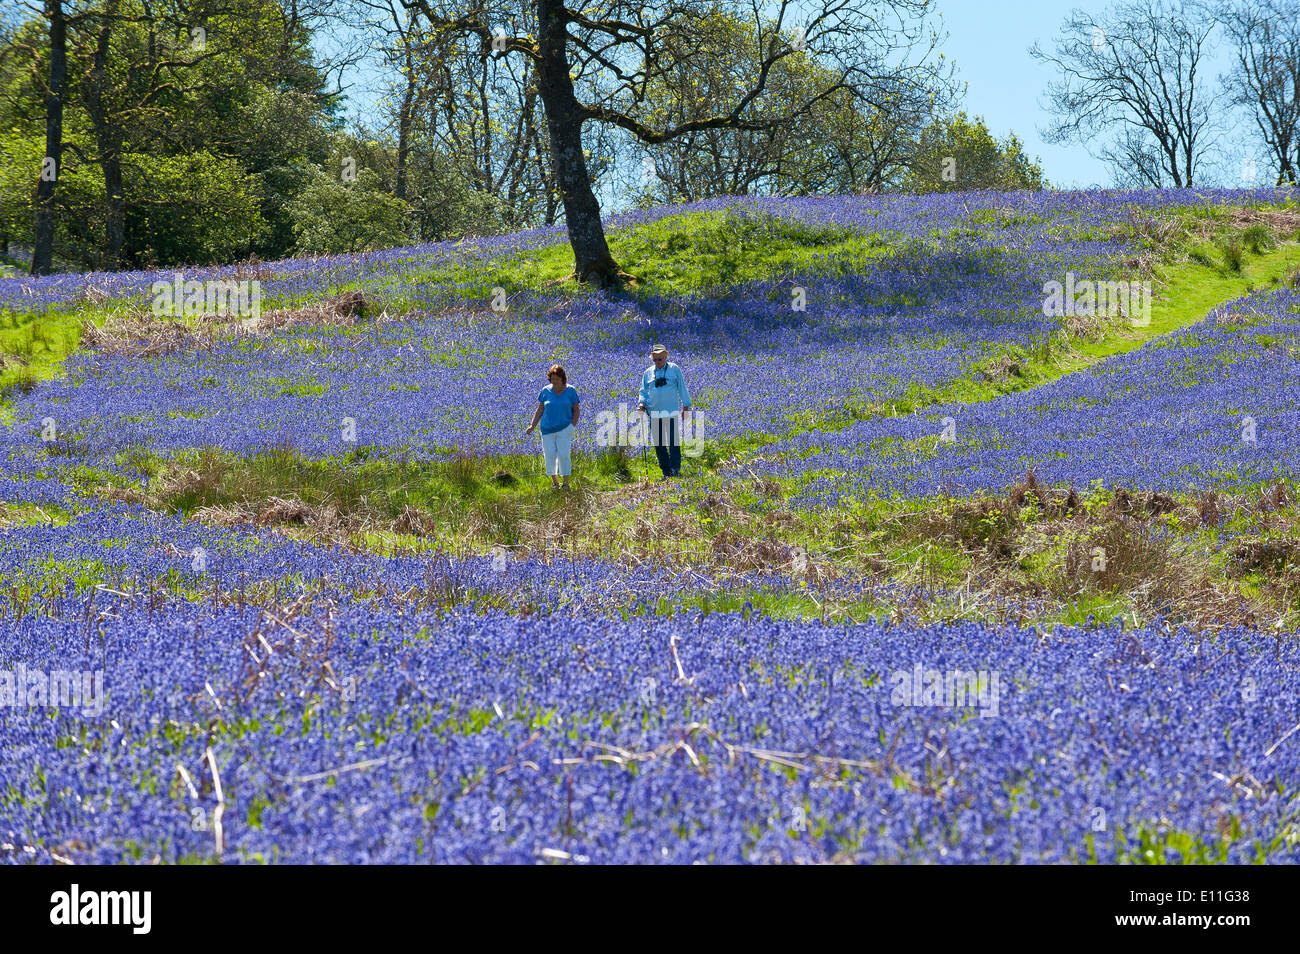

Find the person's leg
[[558, 425, 573, 488], [651, 416, 672, 477], [542, 431, 560, 487], [669, 417, 682, 476]]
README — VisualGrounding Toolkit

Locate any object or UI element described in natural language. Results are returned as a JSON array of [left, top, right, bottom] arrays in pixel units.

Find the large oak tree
[[402, 0, 946, 287]]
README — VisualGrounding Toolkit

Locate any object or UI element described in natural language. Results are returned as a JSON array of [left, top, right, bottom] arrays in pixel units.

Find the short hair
[[547, 364, 567, 385]]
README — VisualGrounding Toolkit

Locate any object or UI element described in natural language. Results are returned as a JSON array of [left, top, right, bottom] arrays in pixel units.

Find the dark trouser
[[649, 415, 680, 476]]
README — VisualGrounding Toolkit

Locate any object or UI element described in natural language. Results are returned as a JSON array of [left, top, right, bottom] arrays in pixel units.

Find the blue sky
[[938, 0, 1249, 188], [937, 1, 1114, 188]]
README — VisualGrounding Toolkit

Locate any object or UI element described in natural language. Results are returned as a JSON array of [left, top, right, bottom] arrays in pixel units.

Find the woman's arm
[[525, 402, 543, 434], [571, 399, 580, 428]]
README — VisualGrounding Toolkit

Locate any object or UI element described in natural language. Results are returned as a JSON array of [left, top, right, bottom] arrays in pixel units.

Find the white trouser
[[541, 424, 575, 476]]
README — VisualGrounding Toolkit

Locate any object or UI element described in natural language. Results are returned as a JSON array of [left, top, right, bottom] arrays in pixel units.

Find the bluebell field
[[1, 188, 1292, 482], [4, 600, 1298, 863], [765, 288, 1300, 504], [3, 189, 1300, 863]]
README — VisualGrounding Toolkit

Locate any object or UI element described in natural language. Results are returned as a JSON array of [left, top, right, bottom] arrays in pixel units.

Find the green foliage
[[330, 130, 520, 242], [1241, 223, 1275, 253], [0, 132, 107, 269], [1218, 235, 1244, 272], [907, 112, 1047, 193], [0, 0, 335, 268], [0, 135, 264, 272], [402, 152, 521, 242], [223, 85, 335, 257], [287, 165, 411, 255], [605, 209, 888, 293], [596, 446, 634, 484], [0, 133, 40, 246], [122, 152, 268, 265]]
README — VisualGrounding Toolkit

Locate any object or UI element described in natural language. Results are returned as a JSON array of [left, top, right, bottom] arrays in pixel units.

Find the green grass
[[0, 300, 148, 424], [370, 207, 900, 305], [0, 311, 80, 407]]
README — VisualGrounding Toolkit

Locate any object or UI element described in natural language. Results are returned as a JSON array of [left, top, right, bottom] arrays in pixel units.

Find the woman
[[525, 364, 580, 490]]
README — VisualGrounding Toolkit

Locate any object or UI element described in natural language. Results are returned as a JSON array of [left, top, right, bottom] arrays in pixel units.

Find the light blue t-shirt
[[639, 363, 691, 415], [538, 385, 580, 434]]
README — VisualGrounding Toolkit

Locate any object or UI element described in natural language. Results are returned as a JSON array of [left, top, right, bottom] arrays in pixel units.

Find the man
[[637, 343, 692, 479]]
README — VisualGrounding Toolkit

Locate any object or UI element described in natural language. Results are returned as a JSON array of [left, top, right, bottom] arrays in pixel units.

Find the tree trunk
[[87, 0, 125, 268], [395, 60, 414, 201], [101, 150, 125, 266], [1279, 156, 1297, 187], [31, 0, 66, 277], [534, 0, 625, 287]]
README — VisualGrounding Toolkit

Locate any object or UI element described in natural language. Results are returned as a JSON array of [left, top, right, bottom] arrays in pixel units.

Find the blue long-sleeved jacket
[[639, 362, 691, 414]]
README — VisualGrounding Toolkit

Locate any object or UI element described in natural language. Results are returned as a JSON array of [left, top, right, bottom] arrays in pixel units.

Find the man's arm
[[676, 366, 692, 410], [638, 369, 650, 410]]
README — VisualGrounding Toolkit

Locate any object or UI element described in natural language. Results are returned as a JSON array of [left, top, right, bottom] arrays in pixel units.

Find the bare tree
[[1031, 0, 1221, 188], [423, 26, 556, 221], [630, 11, 946, 204], [399, 0, 944, 287], [356, 0, 563, 227], [273, 0, 369, 99], [1218, 0, 1300, 185], [355, 0, 426, 201]]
